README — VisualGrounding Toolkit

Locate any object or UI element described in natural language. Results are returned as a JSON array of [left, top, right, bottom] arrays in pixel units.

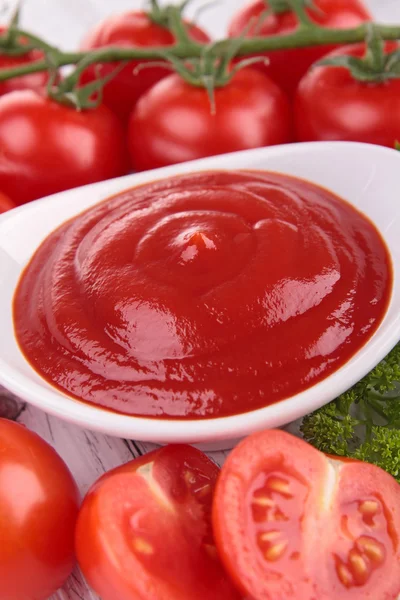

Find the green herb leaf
[[301, 343, 400, 482]]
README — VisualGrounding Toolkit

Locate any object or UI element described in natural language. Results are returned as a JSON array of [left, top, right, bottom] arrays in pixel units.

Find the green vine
[[0, 1, 399, 104], [319, 25, 400, 82], [1, 23, 400, 82]]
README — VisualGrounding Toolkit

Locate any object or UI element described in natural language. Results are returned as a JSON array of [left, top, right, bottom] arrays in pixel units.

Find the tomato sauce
[[13, 171, 392, 419]]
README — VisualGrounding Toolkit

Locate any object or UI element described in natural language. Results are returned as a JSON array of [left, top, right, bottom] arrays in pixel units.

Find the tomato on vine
[[295, 41, 400, 147], [228, 0, 372, 97], [80, 6, 210, 122], [0, 26, 50, 96], [129, 67, 292, 171]]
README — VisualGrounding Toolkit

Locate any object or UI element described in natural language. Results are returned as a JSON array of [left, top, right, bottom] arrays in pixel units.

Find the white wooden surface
[[1, 0, 399, 598]]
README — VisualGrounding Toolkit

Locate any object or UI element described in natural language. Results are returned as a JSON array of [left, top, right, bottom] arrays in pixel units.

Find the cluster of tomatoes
[[0, 0, 399, 210], [1, 417, 400, 600], [0, 0, 396, 211]]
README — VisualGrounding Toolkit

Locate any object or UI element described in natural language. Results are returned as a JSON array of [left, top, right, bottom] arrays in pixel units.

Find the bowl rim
[[1, 141, 400, 443]]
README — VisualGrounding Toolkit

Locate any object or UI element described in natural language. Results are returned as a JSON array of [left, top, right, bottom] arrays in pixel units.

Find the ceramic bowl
[[1, 141, 399, 450]]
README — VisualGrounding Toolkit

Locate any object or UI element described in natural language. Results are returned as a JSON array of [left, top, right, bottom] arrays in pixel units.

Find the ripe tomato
[[0, 26, 49, 96], [0, 419, 80, 600], [76, 445, 240, 600], [0, 90, 129, 205], [213, 429, 400, 600], [295, 43, 400, 147], [80, 11, 210, 121], [129, 68, 292, 171], [228, 0, 371, 97], [0, 191, 15, 213]]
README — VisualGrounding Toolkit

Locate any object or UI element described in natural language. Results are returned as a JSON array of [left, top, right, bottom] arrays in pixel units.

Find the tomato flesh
[[322, 461, 400, 597], [76, 445, 240, 600], [213, 430, 400, 600]]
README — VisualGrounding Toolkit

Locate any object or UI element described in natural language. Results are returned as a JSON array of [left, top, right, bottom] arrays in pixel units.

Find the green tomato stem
[[15, 29, 60, 55], [167, 6, 192, 44], [287, 0, 313, 26], [0, 22, 399, 82]]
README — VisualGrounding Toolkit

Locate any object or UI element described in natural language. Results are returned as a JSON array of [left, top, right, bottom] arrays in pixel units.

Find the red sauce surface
[[14, 171, 392, 419]]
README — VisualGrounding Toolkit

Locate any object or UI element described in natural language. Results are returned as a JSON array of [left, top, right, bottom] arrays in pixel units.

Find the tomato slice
[[76, 445, 240, 600], [213, 430, 400, 600]]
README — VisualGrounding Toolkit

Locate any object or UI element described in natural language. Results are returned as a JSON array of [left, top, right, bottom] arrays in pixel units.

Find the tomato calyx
[[255, 0, 321, 31], [147, 0, 172, 28], [47, 59, 128, 110], [136, 33, 269, 114], [147, 0, 193, 30], [319, 25, 400, 83]]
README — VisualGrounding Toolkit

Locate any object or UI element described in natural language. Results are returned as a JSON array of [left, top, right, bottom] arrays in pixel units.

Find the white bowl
[[1, 142, 399, 450]]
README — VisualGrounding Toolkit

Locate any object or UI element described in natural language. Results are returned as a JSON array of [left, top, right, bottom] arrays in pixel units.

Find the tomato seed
[[264, 541, 288, 562], [132, 537, 154, 555], [357, 536, 385, 566], [267, 476, 293, 499], [337, 562, 354, 588], [260, 530, 281, 542], [252, 496, 275, 507]]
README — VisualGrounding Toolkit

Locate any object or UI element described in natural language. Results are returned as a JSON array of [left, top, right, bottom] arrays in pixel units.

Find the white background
[[5, 0, 400, 49]]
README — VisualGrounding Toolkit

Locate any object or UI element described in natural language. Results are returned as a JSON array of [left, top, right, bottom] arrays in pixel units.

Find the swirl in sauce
[[14, 171, 392, 418]]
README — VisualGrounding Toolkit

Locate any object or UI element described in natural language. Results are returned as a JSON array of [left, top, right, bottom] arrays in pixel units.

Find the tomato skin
[[80, 11, 210, 121], [213, 429, 400, 600], [129, 68, 292, 171], [0, 191, 15, 213], [0, 418, 80, 600], [0, 27, 49, 96], [295, 43, 400, 148], [0, 90, 129, 205], [76, 445, 240, 600], [228, 0, 371, 97]]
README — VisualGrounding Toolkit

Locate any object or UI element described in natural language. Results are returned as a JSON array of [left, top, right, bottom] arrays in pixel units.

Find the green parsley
[[301, 343, 400, 482]]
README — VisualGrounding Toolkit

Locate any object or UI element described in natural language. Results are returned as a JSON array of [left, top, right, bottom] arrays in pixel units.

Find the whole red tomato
[[228, 0, 371, 97], [76, 445, 240, 600], [0, 191, 15, 213], [0, 90, 129, 205], [80, 11, 210, 121], [295, 43, 400, 147], [0, 26, 49, 96], [129, 68, 292, 171], [0, 419, 80, 600]]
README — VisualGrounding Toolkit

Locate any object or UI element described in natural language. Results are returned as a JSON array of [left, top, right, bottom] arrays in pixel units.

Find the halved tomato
[[213, 430, 400, 600], [76, 445, 240, 600]]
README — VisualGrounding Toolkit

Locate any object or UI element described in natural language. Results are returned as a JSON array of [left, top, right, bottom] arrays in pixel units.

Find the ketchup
[[14, 171, 392, 418]]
